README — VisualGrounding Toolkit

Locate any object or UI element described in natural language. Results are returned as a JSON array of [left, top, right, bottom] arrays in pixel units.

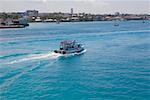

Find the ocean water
[[0, 21, 150, 100]]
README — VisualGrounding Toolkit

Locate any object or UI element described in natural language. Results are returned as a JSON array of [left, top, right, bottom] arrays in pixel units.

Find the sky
[[0, 0, 149, 14]]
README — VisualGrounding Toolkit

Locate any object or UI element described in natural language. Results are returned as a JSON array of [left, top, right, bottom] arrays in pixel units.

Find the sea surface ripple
[[0, 21, 150, 100]]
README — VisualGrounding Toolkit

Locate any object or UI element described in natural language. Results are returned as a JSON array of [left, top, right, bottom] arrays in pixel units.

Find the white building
[[35, 17, 42, 22], [26, 10, 38, 17]]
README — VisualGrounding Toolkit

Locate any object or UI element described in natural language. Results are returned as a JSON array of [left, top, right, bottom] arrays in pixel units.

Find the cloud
[[0, 0, 101, 1], [0, 0, 149, 14]]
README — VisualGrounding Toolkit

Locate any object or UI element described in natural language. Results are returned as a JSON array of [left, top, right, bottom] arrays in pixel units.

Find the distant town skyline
[[0, 0, 149, 14]]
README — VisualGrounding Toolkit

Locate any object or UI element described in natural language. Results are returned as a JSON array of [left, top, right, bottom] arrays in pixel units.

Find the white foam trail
[[8, 52, 61, 64], [7, 49, 87, 64]]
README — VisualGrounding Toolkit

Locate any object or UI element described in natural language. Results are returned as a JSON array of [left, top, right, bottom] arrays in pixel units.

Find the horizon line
[[0, 11, 149, 15]]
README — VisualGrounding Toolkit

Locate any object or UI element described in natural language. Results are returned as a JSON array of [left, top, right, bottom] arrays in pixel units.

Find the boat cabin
[[60, 40, 81, 50]]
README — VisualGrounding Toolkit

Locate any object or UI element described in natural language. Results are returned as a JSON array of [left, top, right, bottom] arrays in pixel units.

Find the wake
[[6, 49, 87, 64], [8, 52, 62, 64], [62, 49, 87, 57]]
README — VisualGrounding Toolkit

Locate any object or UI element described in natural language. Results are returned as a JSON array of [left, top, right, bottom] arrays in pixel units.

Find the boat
[[56, 20, 60, 24], [114, 24, 119, 26], [142, 21, 145, 23], [0, 25, 25, 29], [54, 40, 85, 55]]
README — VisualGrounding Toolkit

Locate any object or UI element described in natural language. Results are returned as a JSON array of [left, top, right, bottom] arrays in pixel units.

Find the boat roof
[[61, 40, 75, 45]]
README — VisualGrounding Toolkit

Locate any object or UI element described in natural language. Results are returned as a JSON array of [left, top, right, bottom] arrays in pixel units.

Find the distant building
[[26, 10, 38, 17], [124, 16, 143, 20], [44, 19, 54, 22], [71, 8, 73, 15], [35, 17, 42, 22], [71, 17, 79, 22], [63, 13, 70, 18], [93, 15, 103, 21], [115, 12, 120, 16]]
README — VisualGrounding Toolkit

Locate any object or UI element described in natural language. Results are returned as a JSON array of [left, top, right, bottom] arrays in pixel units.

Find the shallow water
[[0, 21, 150, 100]]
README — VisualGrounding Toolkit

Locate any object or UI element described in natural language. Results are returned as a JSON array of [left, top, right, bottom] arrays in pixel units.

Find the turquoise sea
[[0, 21, 150, 100]]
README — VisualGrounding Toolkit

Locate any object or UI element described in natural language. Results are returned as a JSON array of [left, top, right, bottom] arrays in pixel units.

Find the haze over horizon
[[0, 0, 149, 14]]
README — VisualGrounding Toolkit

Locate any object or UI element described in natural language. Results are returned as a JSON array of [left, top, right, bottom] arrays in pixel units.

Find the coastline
[[0, 20, 149, 29]]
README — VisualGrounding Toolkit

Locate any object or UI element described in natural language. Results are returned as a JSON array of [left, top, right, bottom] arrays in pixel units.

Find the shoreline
[[29, 19, 149, 23], [0, 20, 149, 29]]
